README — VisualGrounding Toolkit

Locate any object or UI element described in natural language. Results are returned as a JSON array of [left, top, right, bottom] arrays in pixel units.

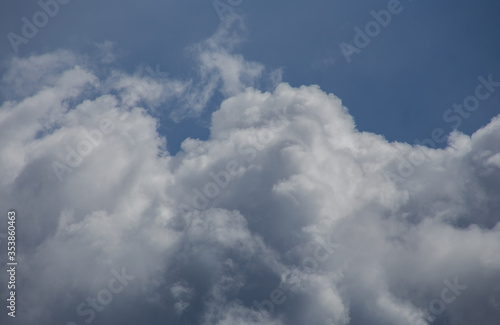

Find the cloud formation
[[1, 19, 499, 325]]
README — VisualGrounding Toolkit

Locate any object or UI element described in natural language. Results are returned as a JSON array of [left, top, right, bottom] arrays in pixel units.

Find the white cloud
[[1, 20, 499, 325]]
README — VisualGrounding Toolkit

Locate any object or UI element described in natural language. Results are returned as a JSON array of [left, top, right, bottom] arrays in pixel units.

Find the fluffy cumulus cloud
[[1, 19, 499, 325]]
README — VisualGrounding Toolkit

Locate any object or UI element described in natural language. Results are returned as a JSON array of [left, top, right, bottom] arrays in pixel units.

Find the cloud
[[1, 18, 499, 325]]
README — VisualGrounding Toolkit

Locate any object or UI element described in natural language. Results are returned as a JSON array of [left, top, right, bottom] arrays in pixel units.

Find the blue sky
[[1, 1, 500, 325], [2, 0, 499, 153]]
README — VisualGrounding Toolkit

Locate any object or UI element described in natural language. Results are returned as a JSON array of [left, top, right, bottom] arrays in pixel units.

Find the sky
[[0, 1, 500, 325]]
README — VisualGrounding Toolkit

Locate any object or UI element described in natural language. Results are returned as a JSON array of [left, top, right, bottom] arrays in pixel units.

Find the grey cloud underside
[[1, 23, 500, 325]]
